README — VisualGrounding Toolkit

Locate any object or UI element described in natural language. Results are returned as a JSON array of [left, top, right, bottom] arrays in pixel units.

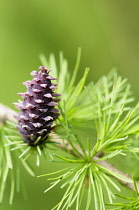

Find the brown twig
[[0, 103, 16, 124], [93, 156, 139, 191]]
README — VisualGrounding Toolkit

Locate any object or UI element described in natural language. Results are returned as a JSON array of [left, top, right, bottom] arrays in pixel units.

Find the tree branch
[[0, 103, 16, 124], [93, 156, 139, 191], [0, 104, 139, 192], [51, 134, 139, 192]]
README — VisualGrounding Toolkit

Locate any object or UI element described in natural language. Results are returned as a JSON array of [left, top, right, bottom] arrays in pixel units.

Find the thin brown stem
[[0, 103, 16, 124], [93, 156, 139, 191]]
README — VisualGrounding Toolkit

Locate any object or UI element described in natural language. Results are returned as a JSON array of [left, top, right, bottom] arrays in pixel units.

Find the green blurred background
[[1, 0, 139, 209]]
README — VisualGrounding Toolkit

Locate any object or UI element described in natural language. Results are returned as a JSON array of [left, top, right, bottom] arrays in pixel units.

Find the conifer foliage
[[1, 50, 139, 210]]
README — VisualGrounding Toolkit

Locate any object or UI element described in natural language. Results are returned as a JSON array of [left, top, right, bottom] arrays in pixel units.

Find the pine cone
[[14, 66, 60, 146]]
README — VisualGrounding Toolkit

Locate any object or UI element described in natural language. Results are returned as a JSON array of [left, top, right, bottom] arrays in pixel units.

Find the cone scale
[[14, 66, 60, 146]]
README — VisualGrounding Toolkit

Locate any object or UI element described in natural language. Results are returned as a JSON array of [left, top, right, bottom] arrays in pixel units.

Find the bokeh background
[[1, 0, 139, 209]]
